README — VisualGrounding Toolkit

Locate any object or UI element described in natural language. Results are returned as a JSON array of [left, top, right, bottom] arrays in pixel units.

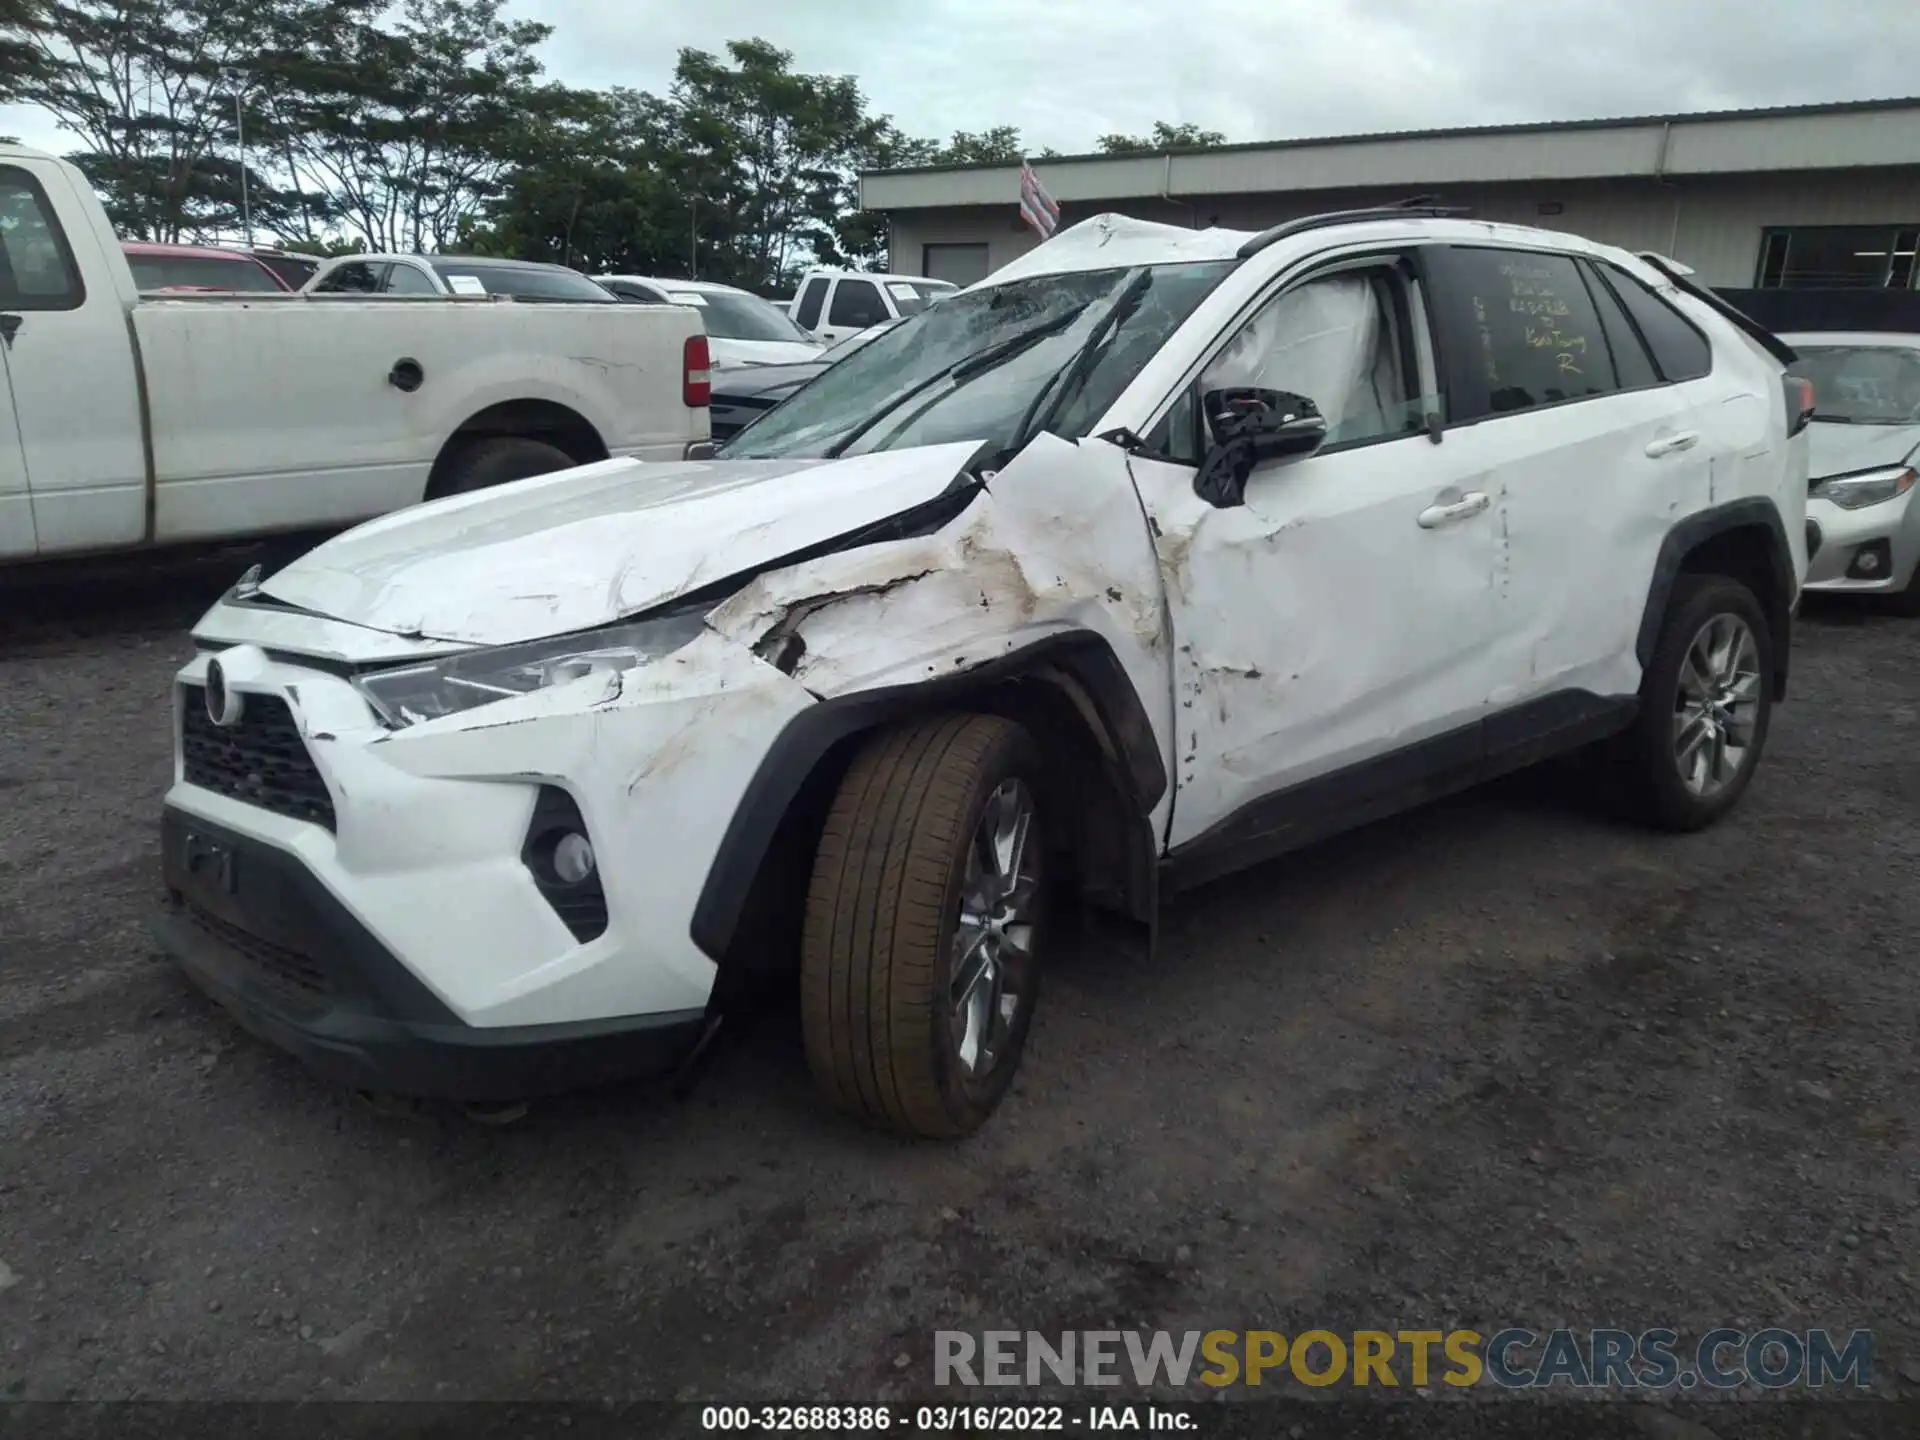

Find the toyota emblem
[[204, 657, 245, 728]]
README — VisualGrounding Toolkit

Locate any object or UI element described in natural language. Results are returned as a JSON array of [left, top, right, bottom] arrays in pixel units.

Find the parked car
[[1781, 330, 1920, 612], [595, 275, 823, 368], [122, 242, 290, 294], [788, 267, 956, 343], [0, 146, 711, 562], [709, 321, 899, 440], [304, 253, 621, 303], [249, 246, 325, 290], [156, 206, 1809, 1138]]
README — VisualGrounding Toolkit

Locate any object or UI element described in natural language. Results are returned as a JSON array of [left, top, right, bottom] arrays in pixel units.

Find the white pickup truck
[[0, 147, 712, 563]]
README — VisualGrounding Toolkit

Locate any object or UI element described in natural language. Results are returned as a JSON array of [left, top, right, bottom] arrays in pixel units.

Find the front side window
[[0, 166, 84, 309], [828, 278, 889, 328], [1788, 345, 1920, 425], [723, 260, 1234, 463], [794, 276, 829, 329], [1203, 270, 1422, 449], [315, 261, 384, 294], [1426, 247, 1619, 422]]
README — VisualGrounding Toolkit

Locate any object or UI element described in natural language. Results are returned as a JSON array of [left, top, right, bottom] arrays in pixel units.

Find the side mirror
[[1194, 388, 1328, 508]]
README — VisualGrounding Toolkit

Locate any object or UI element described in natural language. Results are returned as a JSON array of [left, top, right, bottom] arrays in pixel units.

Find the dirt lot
[[1, 550, 1917, 1427]]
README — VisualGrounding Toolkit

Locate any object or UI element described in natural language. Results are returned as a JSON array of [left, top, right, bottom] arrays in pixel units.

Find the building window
[[923, 243, 991, 288], [1755, 226, 1920, 289]]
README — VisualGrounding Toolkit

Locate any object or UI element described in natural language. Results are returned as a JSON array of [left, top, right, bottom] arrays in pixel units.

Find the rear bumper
[[152, 808, 706, 1101]]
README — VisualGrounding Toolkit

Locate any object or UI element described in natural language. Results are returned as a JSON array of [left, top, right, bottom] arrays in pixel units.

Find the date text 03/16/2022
[[701, 1405, 1192, 1431]]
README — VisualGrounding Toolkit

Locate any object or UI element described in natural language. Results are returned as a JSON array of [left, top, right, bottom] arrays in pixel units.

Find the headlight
[[354, 611, 706, 728], [1811, 465, 1917, 510]]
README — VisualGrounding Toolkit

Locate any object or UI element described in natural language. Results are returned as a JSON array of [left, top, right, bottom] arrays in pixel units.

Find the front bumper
[[1803, 489, 1920, 593], [157, 626, 817, 1099], [154, 809, 706, 1100]]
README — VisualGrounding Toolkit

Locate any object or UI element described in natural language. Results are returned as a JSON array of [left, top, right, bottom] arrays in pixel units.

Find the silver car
[[1784, 331, 1920, 613]]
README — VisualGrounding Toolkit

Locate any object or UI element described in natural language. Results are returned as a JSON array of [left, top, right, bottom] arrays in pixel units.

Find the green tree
[[466, 85, 692, 274], [10, 0, 353, 240], [265, 0, 560, 252], [0, 0, 52, 101], [1095, 121, 1227, 154]]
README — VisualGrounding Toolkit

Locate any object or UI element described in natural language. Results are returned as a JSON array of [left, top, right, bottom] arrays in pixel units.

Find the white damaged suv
[[156, 207, 1811, 1137]]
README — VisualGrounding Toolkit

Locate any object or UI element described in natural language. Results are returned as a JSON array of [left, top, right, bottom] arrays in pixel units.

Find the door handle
[[0, 314, 19, 349], [1417, 490, 1491, 528], [1645, 431, 1699, 458]]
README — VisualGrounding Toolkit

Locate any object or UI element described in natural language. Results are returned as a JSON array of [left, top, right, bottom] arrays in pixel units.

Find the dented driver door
[[1126, 261, 1504, 859]]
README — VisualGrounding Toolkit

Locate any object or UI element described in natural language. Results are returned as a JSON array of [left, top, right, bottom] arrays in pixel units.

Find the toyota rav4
[[155, 207, 1812, 1137]]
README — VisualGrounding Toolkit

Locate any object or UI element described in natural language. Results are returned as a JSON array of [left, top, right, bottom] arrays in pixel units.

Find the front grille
[[180, 685, 336, 830], [180, 901, 331, 1017]]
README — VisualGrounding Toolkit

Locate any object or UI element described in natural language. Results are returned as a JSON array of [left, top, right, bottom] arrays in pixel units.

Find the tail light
[[683, 334, 712, 409], [1783, 375, 1816, 436]]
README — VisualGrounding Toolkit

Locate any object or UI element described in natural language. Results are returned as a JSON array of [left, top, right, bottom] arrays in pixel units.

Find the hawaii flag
[[1019, 159, 1060, 240]]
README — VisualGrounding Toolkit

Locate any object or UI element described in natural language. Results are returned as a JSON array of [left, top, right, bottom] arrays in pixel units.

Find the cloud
[[7, 0, 1915, 161]]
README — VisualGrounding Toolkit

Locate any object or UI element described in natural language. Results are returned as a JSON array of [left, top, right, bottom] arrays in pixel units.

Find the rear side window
[[828, 278, 888, 328], [1592, 262, 1711, 381], [1425, 247, 1618, 422], [1577, 260, 1659, 390], [0, 165, 85, 310], [384, 263, 438, 295], [794, 276, 829, 329]]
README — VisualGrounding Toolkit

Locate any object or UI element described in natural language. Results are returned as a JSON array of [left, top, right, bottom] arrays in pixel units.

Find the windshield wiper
[[821, 311, 1083, 460], [1006, 268, 1155, 459]]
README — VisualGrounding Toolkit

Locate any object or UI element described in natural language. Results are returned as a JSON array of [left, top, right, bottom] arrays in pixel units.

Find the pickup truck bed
[[0, 148, 710, 562]]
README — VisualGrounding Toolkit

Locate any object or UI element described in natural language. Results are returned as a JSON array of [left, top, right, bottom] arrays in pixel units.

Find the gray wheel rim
[[950, 778, 1039, 1077], [1672, 612, 1762, 798]]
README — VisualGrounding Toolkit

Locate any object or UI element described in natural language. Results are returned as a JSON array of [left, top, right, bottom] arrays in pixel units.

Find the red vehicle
[[120, 242, 291, 294]]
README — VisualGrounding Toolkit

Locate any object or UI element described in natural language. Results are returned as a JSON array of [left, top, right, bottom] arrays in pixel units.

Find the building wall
[[884, 167, 1920, 290]]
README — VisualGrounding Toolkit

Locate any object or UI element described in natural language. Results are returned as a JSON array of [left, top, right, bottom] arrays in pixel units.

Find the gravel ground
[[1, 552, 1917, 1432]]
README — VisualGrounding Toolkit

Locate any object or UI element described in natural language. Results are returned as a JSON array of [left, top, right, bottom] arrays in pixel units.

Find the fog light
[[553, 832, 595, 884], [1848, 540, 1890, 580]]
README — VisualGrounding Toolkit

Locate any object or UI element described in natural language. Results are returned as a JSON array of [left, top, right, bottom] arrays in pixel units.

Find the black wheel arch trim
[[1635, 496, 1796, 702], [689, 630, 1167, 962]]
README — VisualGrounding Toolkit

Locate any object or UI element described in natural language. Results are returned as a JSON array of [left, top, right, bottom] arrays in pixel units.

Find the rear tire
[[800, 714, 1048, 1139], [1615, 574, 1774, 831], [432, 436, 576, 497]]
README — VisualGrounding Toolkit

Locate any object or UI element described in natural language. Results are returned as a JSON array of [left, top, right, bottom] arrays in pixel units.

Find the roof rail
[[1234, 197, 1472, 259]]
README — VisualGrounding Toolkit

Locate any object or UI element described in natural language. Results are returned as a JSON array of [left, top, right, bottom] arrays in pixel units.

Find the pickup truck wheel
[[434, 436, 575, 497], [1617, 574, 1774, 832], [801, 714, 1047, 1139]]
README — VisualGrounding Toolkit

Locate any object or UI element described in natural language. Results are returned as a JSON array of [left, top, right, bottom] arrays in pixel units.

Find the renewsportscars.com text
[[934, 1328, 1874, 1390]]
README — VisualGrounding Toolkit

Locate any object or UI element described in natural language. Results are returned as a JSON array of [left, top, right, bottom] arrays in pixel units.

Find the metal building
[[861, 97, 1920, 293]]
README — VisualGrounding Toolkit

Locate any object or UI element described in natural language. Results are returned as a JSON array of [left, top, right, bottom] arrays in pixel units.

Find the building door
[[923, 243, 991, 289]]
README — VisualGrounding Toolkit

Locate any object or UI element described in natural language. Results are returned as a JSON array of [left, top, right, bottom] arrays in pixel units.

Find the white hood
[[1807, 420, 1920, 479], [259, 441, 985, 647], [711, 337, 825, 369]]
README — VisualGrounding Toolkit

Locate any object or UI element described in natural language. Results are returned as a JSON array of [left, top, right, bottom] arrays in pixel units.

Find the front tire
[[800, 714, 1048, 1139], [1617, 573, 1774, 831]]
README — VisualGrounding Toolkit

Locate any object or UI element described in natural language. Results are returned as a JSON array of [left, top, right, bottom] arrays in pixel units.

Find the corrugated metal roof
[[862, 95, 1920, 180]]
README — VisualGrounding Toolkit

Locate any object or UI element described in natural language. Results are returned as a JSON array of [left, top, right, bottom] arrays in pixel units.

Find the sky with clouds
[[6, 0, 1918, 159]]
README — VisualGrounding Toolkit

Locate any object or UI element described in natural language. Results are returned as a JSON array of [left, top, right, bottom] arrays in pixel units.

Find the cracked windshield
[[722, 261, 1232, 461]]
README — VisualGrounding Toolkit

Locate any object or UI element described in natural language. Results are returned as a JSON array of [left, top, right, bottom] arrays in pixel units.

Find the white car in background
[[1783, 331, 1920, 612], [595, 276, 823, 369], [304, 253, 623, 304]]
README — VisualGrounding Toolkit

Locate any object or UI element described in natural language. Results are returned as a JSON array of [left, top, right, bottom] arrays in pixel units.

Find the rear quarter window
[[1593, 263, 1712, 381]]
